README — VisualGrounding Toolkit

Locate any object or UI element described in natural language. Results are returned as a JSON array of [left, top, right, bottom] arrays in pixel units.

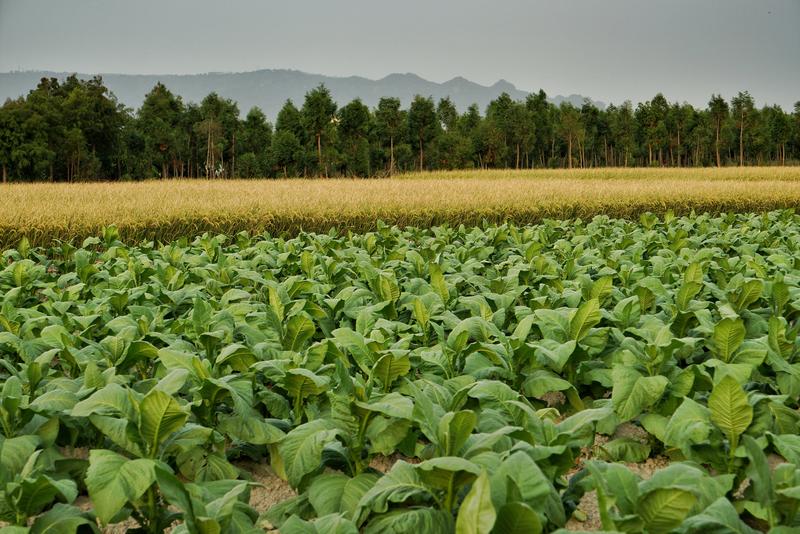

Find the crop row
[[2, 168, 800, 247], [1, 211, 800, 532]]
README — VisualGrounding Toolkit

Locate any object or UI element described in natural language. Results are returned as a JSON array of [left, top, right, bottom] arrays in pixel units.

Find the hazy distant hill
[[0, 69, 602, 118]]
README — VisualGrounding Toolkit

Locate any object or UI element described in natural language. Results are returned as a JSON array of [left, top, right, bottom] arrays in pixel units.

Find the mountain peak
[[0, 69, 603, 118]]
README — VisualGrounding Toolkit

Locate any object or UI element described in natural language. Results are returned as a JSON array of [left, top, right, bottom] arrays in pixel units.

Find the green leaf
[[365, 416, 411, 455], [491, 502, 542, 534], [333, 328, 376, 374], [154, 465, 202, 534], [371, 352, 411, 391], [570, 299, 601, 341], [356, 462, 432, 524], [708, 375, 752, 450], [429, 263, 449, 304], [730, 279, 763, 312], [742, 435, 774, 512], [71, 383, 132, 419], [340, 474, 380, 519], [712, 318, 745, 363], [28, 390, 78, 413], [637, 488, 696, 534], [363, 508, 452, 534], [355, 392, 413, 420], [663, 398, 713, 453], [284, 314, 316, 352], [13, 475, 78, 517], [308, 473, 349, 516], [85, 449, 157, 524], [677, 497, 758, 534], [139, 389, 188, 456], [30, 503, 99, 534], [456, 470, 496, 534], [284, 368, 329, 399], [676, 282, 703, 312], [436, 410, 476, 456], [0, 435, 40, 480], [217, 414, 284, 445], [611, 367, 668, 421], [521, 369, 574, 398], [532, 339, 576, 373], [278, 419, 340, 487], [598, 438, 651, 463]]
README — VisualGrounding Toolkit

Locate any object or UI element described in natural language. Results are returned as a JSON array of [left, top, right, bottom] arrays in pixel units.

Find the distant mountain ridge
[[0, 69, 603, 119]]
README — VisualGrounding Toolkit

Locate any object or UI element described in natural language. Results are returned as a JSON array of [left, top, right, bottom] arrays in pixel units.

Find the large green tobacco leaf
[[491, 502, 542, 534], [280, 514, 359, 534], [371, 352, 411, 391], [85, 449, 157, 524], [637, 488, 697, 534], [278, 419, 340, 488], [217, 414, 284, 445], [455, 470, 495, 534], [29, 503, 99, 534], [355, 462, 433, 524], [436, 410, 477, 456], [676, 497, 758, 534], [708, 375, 753, 453], [532, 339, 576, 373], [569, 298, 601, 342], [711, 318, 746, 363], [729, 279, 764, 313], [71, 383, 134, 419], [363, 508, 452, 534], [663, 398, 713, 453], [0, 435, 39, 483], [10, 475, 78, 518], [139, 389, 189, 456], [308, 473, 379, 518], [428, 263, 449, 304], [611, 366, 669, 421], [283, 314, 316, 352]]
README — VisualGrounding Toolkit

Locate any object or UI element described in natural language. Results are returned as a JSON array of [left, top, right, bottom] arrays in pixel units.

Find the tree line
[[1, 74, 799, 182]]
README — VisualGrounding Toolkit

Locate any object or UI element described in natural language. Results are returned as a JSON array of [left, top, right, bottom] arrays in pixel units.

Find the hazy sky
[[1, 0, 798, 108]]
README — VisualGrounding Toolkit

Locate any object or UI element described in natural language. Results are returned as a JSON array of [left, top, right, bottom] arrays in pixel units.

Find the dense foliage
[[2, 211, 800, 532], [1, 75, 799, 181]]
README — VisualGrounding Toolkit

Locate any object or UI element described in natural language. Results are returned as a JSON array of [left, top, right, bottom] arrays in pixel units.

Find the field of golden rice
[[2, 167, 800, 246]]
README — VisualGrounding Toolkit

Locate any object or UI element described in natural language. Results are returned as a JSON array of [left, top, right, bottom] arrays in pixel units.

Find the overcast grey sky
[[0, 0, 798, 108]]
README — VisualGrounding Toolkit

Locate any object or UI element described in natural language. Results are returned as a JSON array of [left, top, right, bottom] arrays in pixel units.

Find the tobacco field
[[2, 210, 800, 533]]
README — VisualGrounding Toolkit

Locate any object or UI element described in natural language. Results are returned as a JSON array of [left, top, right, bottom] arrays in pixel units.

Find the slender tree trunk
[[515, 143, 520, 169], [316, 133, 323, 177], [418, 137, 424, 171], [2, 164, 6, 184], [715, 123, 721, 167], [232, 131, 236, 178], [162, 161, 167, 180], [206, 127, 212, 179], [389, 136, 395, 175], [739, 117, 744, 166], [676, 127, 681, 167], [567, 136, 573, 169]]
